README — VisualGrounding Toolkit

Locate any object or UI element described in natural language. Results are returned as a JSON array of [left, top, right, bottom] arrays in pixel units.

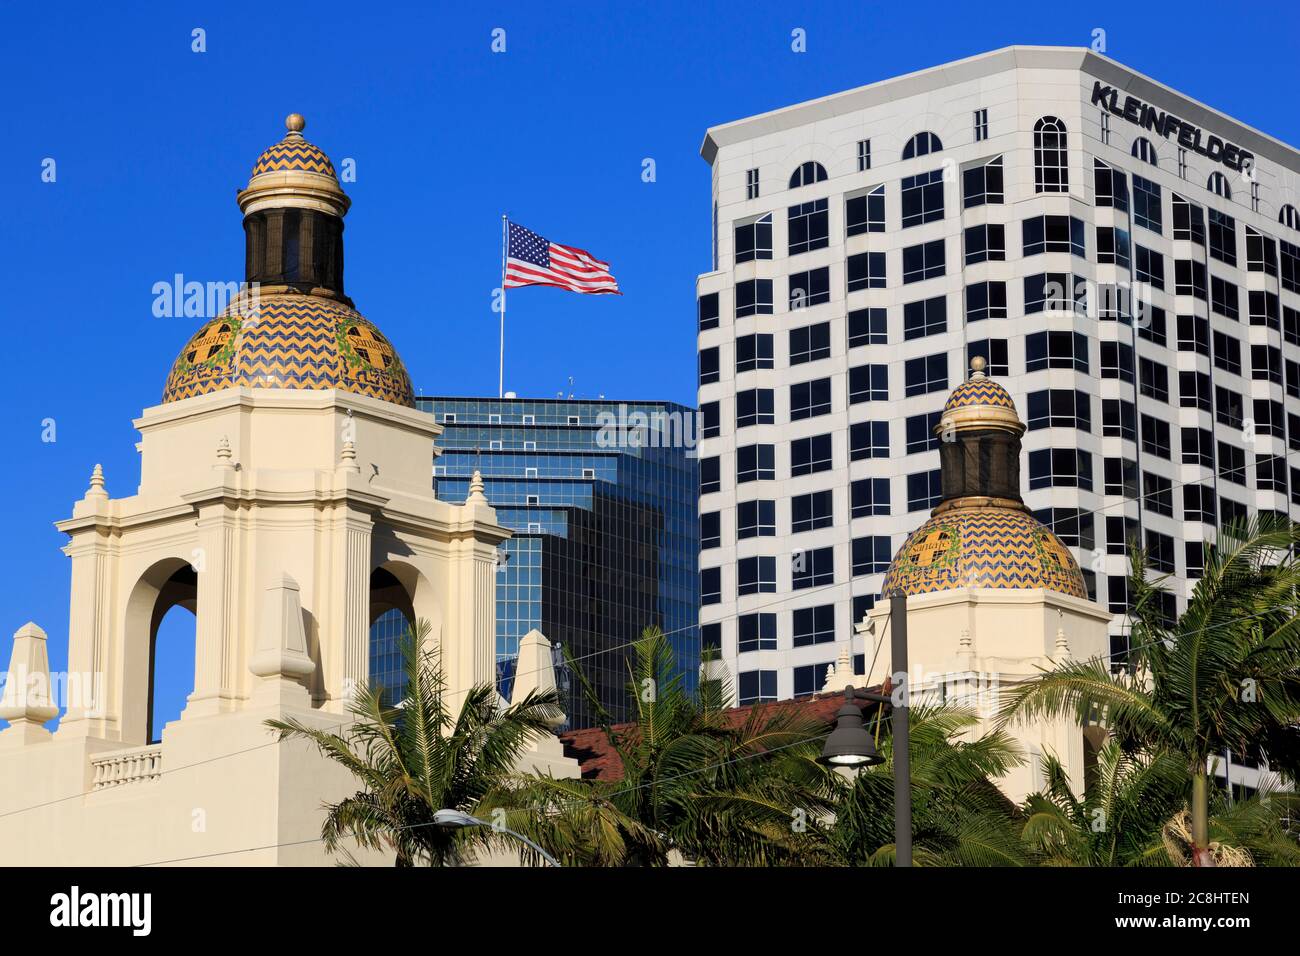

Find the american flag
[[503, 221, 621, 295]]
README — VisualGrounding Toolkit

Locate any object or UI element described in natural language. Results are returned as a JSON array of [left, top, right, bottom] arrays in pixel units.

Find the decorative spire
[[969, 355, 987, 379], [836, 640, 852, 678], [85, 464, 107, 500], [467, 469, 488, 504], [284, 113, 306, 138], [339, 439, 360, 474], [0, 622, 61, 743], [214, 436, 235, 471], [1054, 614, 1071, 661]]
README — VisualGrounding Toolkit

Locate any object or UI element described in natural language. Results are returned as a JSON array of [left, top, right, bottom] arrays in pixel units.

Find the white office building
[[694, 46, 1300, 714]]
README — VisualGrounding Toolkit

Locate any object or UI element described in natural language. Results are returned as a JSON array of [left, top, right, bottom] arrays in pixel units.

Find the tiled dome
[[881, 506, 1088, 599], [942, 373, 1015, 416], [249, 114, 337, 179], [161, 294, 414, 407]]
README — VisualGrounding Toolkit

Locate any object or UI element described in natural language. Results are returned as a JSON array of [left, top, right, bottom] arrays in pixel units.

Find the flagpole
[[499, 215, 508, 399]]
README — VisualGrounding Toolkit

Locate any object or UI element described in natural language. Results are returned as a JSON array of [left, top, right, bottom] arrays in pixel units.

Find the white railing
[[90, 744, 163, 791]]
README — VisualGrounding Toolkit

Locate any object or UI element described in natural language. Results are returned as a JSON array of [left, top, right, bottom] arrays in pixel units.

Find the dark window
[[1141, 415, 1172, 459], [701, 511, 721, 549], [1217, 442, 1246, 486], [1026, 330, 1088, 372], [1033, 116, 1068, 192], [790, 323, 832, 365], [850, 421, 889, 460], [1094, 159, 1128, 210], [1097, 226, 1131, 267], [849, 364, 888, 403], [788, 162, 827, 189], [1174, 260, 1206, 299], [851, 478, 891, 518], [790, 434, 832, 476], [700, 456, 720, 495], [965, 223, 1006, 264], [1132, 175, 1162, 233], [738, 613, 777, 652], [1101, 399, 1136, 441], [1134, 245, 1164, 290], [1208, 209, 1237, 266], [737, 556, 776, 595], [1183, 485, 1216, 524], [793, 606, 835, 648], [1210, 276, 1239, 321], [735, 333, 774, 373], [734, 213, 772, 263], [846, 252, 886, 292], [852, 536, 894, 574], [1172, 194, 1205, 243], [902, 239, 946, 283], [735, 279, 773, 317], [789, 379, 831, 421], [1246, 227, 1278, 276], [737, 443, 775, 483], [906, 470, 943, 510], [1138, 357, 1169, 403], [1143, 471, 1173, 517], [1178, 371, 1211, 411], [1028, 448, 1092, 490], [745, 168, 759, 200], [735, 388, 774, 428], [963, 156, 1003, 207], [701, 567, 721, 605], [967, 338, 1008, 376], [792, 546, 834, 589], [903, 296, 947, 339], [698, 346, 719, 386], [700, 400, 719, 439], [788, 199, 829, 256], [698, 292, 719, 330], [1022, 215, 1085, 258], [1027, 389, 1091, 431], [848, 308, 887, 348], [1181, 428, 1214, 468], [737, 670, 777, 705], [965, 281, 1007, 321], [846, 185, 886, 236], [737, 499, 776, 539], [1177, 314, 1208, 355], [1100, 341, 1134, 382], [789, 268, 830, 309], [904, 353, 948, 397], [902, 132, 942, 160], [1103, 457, 1138, 497], [905, 410, 942, 453], [791, 490, 834, 533], [901, 169, 945, 227]]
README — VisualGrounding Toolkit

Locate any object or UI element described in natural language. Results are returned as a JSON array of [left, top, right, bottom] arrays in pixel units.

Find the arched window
[[1131, 137, 1159, 166], [1279, 204, 1299, 230], [788, 161, 828, 189], [1034, 117, 1068, 193], [902, 132, 942, 160], [1207, 172, 1231, 200]]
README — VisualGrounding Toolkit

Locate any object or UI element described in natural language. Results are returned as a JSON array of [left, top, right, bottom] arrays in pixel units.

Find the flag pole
[[499, 215, 508, 399]]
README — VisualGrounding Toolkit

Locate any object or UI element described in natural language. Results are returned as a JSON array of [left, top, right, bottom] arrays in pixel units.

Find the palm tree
[[1000, 514, 1300, 865], [267, 619, 563, 866], [484, 626, 839, 866], [1021, 743, 1300, 866], [827, 704, 1030, 866]]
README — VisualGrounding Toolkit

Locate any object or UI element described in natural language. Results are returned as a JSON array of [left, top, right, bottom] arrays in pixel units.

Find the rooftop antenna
[[567, 375, 575, 400]]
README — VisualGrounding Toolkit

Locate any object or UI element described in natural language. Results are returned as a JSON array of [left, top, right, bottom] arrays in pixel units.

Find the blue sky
[[2, 0, 1298, 730]]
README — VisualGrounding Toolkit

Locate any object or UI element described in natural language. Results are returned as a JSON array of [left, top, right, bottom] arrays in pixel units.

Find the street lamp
[[817, 593, 912, 866], [432, 808, 562, 867]]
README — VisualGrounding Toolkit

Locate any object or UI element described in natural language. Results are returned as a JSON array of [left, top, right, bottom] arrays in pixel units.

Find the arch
[[1033, 116, 1068, 193], [1207, 171, 1231, 200], [787, 160, 827, 189], [1130, 136, 1159, 166], [1280, 204, 1300, 230], [902, 131, 942, 160], [367, 560, 438, 704], [122, 557, 197, 744]]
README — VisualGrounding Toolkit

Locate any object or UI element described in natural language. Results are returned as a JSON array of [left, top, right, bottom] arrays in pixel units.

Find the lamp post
[[818, 592, 912, 867], [432, 808, 562, 867]]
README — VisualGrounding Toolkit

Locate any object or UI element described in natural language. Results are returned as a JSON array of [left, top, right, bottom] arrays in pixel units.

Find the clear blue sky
[[2, 0, 1297, 730]]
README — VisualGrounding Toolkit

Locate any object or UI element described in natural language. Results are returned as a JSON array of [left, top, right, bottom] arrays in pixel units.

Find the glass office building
[[370, 396, 700, 728]]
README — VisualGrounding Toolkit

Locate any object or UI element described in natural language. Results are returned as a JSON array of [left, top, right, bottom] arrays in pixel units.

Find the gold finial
[[969, 355, 987, 379], [285, 113, 306, 135]]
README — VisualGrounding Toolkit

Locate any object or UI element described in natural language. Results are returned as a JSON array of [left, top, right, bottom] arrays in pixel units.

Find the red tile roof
[[557, 691, 876, 782]]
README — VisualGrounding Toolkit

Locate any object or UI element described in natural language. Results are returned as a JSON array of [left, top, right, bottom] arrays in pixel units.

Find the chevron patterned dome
[[249, 113, 337, 179], [881, 506, 1087, 599], [161, 294, 414, 407]]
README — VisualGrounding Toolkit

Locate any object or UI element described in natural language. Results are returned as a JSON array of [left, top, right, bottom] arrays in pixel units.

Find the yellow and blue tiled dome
[[881, 506, 1088, 599], [161, 295, 414, 407], [942, 375, 1016, 416], [249, 113, 337, 179]]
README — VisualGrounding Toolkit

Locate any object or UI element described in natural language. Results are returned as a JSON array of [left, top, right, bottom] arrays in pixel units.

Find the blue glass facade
[[369, 397, 700, 729]]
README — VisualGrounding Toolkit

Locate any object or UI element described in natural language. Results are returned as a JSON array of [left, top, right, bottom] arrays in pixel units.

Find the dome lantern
[[881, 357, 1088, 600]]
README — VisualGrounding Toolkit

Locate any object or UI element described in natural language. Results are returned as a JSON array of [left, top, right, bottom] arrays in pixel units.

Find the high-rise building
[[695, 46, 1300, 704], [373, 397, 700, 728]]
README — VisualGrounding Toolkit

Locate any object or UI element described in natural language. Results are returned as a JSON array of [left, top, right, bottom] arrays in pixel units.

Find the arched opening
[[368, 566, 415, 706], [150, 602, 196, 743], [1033, 116, 1068, 193], [123, 558, 197, 745], [901, 131, 942, 160]]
